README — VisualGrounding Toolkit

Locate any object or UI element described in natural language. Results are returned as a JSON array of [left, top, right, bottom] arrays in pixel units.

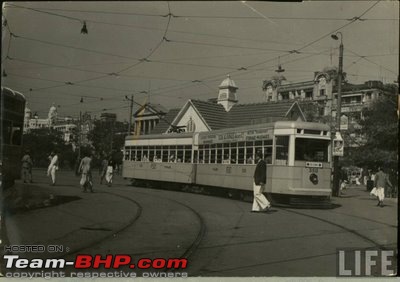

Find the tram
[[123, 121, 332, 204], [1, 87, 26, 188]]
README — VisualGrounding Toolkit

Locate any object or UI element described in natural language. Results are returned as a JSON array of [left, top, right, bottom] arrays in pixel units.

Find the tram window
[[184, 145, 192, 163], [276, 136, 289, 165], [131, 149, 137, 161], [230, 143, 237, 164], [155, 146, 161, 162], [238, 147, 245, 164], [264, 140, 273, 164], [11, 125, 22, 145], [143, 146, 150, 161], [125, 147, 130, 160], [2, 120, 11, 145], [210, 144, 216, 163], [199, 150, 204, 163], [255, 141, 263, 146], [246, 147, 254, 164], [162, 148, 169, 162], [222, 148, 230, 164], [204, 148, 210, 164], [137, 146, 142, 161], [148, 146, 155, 161], [176, 147, 183, 163], [295, 138, 329, 162], [216, 147, 223, 163]]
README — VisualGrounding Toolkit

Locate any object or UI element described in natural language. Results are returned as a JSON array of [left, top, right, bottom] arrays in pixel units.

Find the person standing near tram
[[252, 151, 271, 213], [47, 151, 59, 186]]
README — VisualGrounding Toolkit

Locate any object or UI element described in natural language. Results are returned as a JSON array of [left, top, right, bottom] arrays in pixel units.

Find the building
[[262, 67, 392, 147], [146, 75, 306, 135], [133, 103, 168, 135]]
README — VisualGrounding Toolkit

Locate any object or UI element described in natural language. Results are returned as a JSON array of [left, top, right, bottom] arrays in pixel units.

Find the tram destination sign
[[199, 128, 272, 144]]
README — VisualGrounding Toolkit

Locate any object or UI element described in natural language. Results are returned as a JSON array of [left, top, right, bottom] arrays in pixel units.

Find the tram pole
[[126, 94, 134, 135], [331, 32, 343, 197]]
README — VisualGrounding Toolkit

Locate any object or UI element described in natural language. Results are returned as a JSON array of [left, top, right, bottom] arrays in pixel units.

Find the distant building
[[133, 103, 168, 135], [262, 67, 392, 147]]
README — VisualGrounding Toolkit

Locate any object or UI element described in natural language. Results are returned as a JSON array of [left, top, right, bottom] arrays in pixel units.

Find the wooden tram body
[[123, 121, 332, 203]]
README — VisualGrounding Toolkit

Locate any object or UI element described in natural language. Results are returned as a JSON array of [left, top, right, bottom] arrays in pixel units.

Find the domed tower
[[24, 103, 32, 133], [217, 75, 238, 112], [48, 103, 58, 126]]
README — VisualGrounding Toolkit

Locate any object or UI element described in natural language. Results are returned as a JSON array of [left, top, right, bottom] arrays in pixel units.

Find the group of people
[[79, 153, 116, 192], [20, 150, 117, 193]]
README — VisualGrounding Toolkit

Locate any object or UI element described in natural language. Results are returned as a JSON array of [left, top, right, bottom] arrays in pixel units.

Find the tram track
[[109, 187, 207, 263], [280, 207, 394, 250], [58, 190, 143, 259]]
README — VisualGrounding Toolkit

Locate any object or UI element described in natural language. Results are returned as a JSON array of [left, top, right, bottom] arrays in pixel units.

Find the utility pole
[[126, 94, 134, 135], [331, 32, 343, 197]]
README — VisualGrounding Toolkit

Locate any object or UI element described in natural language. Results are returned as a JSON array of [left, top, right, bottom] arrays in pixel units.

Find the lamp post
[[331, 32, 343, 197]]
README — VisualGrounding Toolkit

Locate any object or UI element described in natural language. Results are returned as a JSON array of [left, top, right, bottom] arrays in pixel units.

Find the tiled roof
[[227, 101, 299, 127], [190, 100, 228, 130], [189, 100, 301, 130], [150, 108, 181, 134]]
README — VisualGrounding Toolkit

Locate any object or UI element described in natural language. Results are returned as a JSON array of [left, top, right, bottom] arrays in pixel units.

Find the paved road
[[2, 169, 397, 277]]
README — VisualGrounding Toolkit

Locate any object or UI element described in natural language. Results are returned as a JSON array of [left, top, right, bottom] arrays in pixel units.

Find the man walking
[[21, 150, 33, 183], [47, 151, 59, 186], [374, 166, 392, 207], [79, 152, 93, 193], [252, 151, 271, 212]]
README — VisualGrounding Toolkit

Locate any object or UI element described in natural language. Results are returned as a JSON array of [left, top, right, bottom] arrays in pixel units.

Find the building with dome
[[24, 103, 77, 143]]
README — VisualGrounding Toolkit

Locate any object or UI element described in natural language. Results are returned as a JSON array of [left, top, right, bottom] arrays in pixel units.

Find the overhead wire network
[[2, 1, 397, 116]]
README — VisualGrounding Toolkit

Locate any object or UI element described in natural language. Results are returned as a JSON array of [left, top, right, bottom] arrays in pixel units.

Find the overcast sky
[[2, 1, 398, 121]]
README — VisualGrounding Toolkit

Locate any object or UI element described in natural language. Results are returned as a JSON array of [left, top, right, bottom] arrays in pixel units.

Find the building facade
[[262, 67, 391, 147]]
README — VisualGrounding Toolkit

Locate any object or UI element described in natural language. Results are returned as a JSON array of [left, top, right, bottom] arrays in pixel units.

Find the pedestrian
[[21, 150, 33, 183], [374, 167, 393, 207], [105, 158, 114, 187], [100, 157, 108, 184], [47, 151, 59, 186], [79, 152, 93, 193], [251, 151, 271, 213]]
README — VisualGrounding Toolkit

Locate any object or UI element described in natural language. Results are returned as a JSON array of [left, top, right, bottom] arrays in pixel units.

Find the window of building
[[319, 89, 326, 96], [186, 117, 196, 132]]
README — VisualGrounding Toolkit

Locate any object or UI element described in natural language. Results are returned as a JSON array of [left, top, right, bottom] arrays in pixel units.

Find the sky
[[2, 1, 399, 121]]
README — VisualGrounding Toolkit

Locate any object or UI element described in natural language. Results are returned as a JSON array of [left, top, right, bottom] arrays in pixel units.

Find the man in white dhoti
[[47, 151, 58, 185], [106, 159, 114, 187], [374, 167, 393, 207], [252, 151, 271, 213]]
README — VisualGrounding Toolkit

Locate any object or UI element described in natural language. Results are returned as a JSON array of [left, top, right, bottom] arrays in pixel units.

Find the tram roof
[[198, 120, 330, 136], [1, 87, 26, 101]]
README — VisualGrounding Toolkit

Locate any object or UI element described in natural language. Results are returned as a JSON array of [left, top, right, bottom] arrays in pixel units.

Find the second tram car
[[1, 87, 26, 188], [123, 121, 332, 204]]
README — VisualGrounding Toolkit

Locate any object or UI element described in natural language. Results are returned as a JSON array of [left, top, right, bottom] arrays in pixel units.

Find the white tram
[[123, 121, 332, 203]]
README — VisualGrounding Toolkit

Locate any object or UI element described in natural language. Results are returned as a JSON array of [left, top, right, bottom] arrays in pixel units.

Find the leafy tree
[[347, 92, 398, 169], [22, 128, 74, 168], [87, 120, 127, 164]]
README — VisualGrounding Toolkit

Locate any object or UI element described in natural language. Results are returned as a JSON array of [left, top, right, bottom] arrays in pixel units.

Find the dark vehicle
[[1, 87, 26, 188]]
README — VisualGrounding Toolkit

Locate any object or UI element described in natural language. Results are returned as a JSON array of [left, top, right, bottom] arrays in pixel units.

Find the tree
[[87, 120, 127, 163], [348, 92, 398, 169], [22, 128, 74, 168]]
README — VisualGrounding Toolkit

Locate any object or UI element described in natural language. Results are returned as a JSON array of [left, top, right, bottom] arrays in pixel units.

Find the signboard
[[333, 132, 344, 157], [199, 128, 272, 144]]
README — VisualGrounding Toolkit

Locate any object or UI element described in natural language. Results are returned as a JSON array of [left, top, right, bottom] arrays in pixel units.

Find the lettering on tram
[[123, 121, 332, 206]]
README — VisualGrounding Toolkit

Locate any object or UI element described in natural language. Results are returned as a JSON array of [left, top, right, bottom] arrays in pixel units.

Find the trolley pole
[[127, 94, 134, 135], [331, 32, 343, 197]]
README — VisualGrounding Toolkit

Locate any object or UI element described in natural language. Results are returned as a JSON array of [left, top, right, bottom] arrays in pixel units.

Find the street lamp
[[331, 32, 344, 197]]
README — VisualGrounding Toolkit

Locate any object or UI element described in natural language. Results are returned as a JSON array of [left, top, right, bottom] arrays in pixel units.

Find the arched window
[[186, 117, 196, 132]]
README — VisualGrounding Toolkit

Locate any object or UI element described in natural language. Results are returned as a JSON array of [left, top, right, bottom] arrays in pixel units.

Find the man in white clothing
[[47, 151, 58, 185]]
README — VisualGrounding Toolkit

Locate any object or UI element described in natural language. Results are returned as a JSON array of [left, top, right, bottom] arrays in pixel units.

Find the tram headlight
[[309, 173, 318, 185]]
